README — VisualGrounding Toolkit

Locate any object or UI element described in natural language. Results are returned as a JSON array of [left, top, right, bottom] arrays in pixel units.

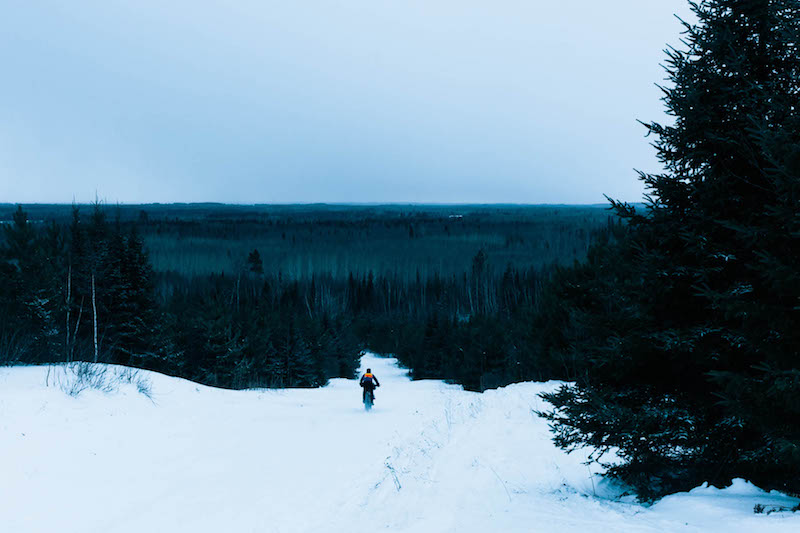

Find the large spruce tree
[[542, 0, 800, 499]]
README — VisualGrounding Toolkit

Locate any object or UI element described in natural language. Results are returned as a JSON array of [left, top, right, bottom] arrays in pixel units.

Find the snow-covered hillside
[[1, 354, 798, 533]]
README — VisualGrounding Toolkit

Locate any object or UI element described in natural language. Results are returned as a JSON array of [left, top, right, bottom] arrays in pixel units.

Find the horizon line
[[1, 201, 627, 208]]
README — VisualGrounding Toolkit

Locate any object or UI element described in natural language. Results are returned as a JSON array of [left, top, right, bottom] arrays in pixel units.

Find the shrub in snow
[[51, 362, 152, 398]]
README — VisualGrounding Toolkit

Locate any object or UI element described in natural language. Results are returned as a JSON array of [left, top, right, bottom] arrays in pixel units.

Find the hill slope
[[1, 354, 798, 532]]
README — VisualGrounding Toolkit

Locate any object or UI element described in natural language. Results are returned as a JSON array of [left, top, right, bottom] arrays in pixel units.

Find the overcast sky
[[1, 1, 692, 204]]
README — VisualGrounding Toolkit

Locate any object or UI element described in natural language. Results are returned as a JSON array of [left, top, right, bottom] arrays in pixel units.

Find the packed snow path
[[2, 354, 799, 533]]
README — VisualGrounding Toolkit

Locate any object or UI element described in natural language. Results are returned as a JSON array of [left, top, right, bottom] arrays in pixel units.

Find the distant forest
[[0, 203, 620, 390]]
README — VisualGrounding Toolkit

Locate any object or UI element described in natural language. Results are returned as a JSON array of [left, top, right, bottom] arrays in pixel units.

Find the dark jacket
[[360, 373, 380, 390]]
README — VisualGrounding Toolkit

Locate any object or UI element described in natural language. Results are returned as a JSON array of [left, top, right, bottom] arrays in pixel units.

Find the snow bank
[[1, 354, 798, 532]]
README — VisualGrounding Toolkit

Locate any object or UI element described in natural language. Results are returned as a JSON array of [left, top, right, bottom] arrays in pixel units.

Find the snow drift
[[1, 354, 798, 532]]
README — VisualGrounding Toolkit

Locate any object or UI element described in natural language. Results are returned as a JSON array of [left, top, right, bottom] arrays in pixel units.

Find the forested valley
[[0, 203, 619, 391]]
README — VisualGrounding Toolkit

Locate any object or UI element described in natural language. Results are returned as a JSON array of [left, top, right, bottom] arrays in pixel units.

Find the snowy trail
[[1, 354, 798, 533]]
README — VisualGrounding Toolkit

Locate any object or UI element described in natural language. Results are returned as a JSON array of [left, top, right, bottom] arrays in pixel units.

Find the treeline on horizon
[[1, 203, 613, 279], [0, 203, 618, 391]]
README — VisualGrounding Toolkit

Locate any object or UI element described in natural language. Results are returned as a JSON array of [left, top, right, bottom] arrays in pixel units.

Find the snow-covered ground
[[1, 353, 798, 533]]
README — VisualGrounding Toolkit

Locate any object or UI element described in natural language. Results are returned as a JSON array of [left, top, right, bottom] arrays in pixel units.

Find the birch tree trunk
[[70, 296, 84, 361], [92, 271, 98, 363]]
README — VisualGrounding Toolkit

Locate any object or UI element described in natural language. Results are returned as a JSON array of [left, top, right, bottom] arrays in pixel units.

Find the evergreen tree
[[4, 205, 35, 259], [247, 249, 264, 274], [543, 0, 800, 499], [86, 202, 109, 362], [66, 205, 90, 361], [115, 227, 158, 363], [0, 207, 66, 362]]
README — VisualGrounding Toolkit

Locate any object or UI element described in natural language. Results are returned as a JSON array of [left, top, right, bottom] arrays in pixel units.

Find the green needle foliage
[[542, 0, 800, 500]]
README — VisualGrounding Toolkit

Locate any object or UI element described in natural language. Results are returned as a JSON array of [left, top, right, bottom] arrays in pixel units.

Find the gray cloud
[[0, 0, 692, 204]]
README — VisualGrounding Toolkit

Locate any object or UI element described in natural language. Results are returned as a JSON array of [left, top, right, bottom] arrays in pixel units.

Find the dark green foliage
[[1, 204, 361, 388], [2, 204, 613, 280], [1, 202, 613, 391], [247, 249, 264, 274], [0, 207, 64, 363], [0, 204, 161, 365], [155, 273, 359, 389], [542, 0, 800, 500]]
